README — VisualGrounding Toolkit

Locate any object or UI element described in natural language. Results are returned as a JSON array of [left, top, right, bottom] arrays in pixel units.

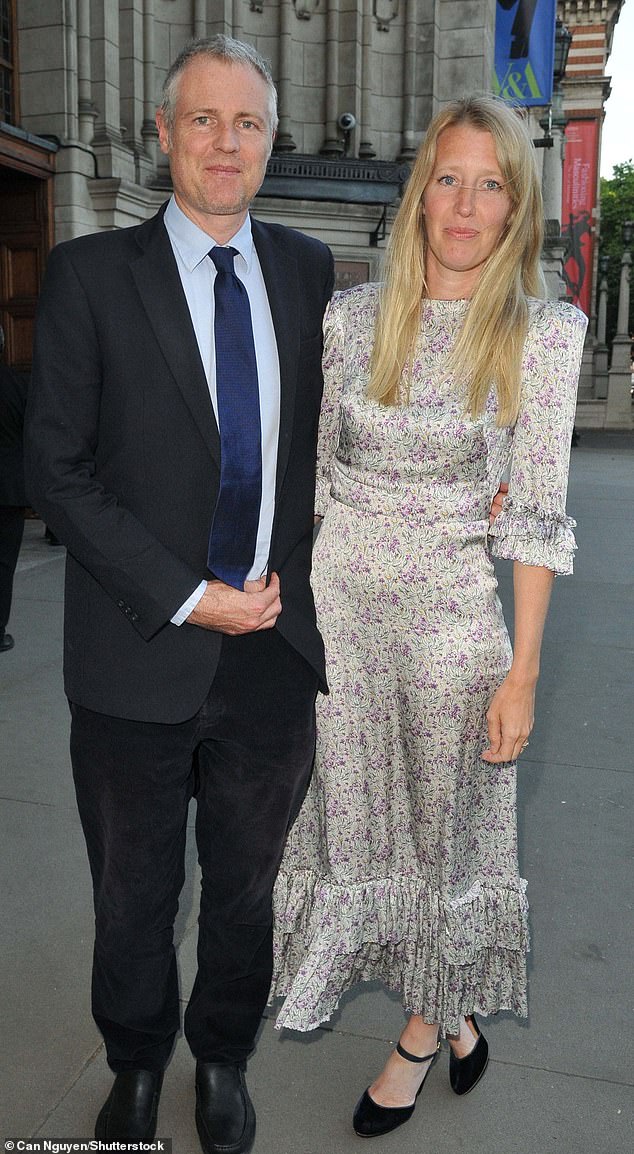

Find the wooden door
[[0, 166, 51, 371]]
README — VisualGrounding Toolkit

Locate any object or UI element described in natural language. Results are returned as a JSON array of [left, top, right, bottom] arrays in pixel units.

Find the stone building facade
[[0, 0, 627, 426], [0, 0, 502, 371]]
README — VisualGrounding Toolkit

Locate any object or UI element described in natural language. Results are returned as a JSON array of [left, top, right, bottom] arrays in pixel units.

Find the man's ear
[[156, 110, 170, 156]]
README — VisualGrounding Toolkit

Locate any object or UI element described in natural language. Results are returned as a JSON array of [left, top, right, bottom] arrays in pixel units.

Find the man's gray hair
[[160, 35, 278, 135]]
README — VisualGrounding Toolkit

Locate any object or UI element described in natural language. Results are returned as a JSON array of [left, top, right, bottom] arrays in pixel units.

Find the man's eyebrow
[[184, 106, 266, 121]]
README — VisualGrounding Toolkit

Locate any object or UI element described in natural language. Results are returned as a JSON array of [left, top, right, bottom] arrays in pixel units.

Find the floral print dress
[[270, 284, 587, 1035]]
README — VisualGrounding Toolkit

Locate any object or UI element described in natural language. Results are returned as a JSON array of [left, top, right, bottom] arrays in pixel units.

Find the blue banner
[[493, 0, 556, 107]]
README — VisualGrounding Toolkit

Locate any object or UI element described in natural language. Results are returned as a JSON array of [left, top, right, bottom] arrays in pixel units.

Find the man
[[25, 36, 333, 1154], [0, 324, 27, 652]]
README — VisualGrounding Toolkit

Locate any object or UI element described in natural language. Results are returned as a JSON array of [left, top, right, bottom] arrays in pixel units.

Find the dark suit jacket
[[25, 206, 334, 722], [0, 364, 28, 506]]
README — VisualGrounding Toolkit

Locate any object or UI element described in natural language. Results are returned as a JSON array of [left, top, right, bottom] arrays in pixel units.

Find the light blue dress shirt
[[163, 197, 281, 624]]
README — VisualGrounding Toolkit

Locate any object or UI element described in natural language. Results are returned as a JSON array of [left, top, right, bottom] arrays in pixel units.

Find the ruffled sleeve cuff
[[489, 498, 577, 575]]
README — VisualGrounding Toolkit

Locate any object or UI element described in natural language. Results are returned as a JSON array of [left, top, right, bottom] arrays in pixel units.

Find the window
[[0, 0, 16, 125]]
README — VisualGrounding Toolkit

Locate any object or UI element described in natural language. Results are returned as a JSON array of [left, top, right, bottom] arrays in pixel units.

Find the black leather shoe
[[449, 1016, 489, 1095], [353, 1041, 439, 1138], [195, 1061, 256, 1154], [0, 632, 14, 652], [95, 1069, 163, 1141]]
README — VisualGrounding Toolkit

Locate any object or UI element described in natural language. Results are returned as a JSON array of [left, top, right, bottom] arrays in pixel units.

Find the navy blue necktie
[[207, 246, 262, 589]]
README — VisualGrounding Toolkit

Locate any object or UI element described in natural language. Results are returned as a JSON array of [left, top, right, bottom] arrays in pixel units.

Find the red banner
[[561, 120, 598, 317]]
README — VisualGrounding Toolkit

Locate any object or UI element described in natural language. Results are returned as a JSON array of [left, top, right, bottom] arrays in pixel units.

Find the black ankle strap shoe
[[352, 1041, 440, 1137], [449, 1015, 489, 1095]]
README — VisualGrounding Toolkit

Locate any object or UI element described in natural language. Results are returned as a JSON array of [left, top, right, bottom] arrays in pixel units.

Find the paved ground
[[1, 431, 632, 1154]]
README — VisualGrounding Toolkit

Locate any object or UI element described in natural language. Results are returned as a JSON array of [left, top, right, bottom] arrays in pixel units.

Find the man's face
[[156, 56, 274, 241]]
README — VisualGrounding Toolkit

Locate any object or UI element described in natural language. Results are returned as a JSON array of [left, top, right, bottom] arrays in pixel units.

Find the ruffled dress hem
[[271, 870, 529, 1036]]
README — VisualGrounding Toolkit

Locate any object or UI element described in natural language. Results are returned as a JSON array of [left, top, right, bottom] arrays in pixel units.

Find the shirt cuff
[[171, 580, 207, 626]]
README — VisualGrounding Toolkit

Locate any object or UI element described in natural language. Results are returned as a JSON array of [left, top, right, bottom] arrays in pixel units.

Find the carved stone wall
[[15, 0, 497, 247]]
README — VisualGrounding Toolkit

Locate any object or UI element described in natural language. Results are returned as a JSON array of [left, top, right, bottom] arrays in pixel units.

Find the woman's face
[[422, 123, 513, 299]]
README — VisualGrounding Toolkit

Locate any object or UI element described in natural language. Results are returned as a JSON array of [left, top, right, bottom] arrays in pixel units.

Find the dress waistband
[[329, 464, 490, 529]]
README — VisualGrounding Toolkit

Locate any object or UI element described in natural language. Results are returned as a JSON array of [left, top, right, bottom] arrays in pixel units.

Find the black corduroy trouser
[[71, 627, 318, 1072]]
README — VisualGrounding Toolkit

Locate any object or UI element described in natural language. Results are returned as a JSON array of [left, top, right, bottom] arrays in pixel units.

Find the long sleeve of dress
[[488, 299, 588, 575], [315, 294, 347, 517]]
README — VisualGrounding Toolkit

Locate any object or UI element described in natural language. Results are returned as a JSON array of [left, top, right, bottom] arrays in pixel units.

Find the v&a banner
[[493, 0, 556, 107]]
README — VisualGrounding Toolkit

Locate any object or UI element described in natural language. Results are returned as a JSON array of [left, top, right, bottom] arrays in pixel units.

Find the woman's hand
[[482, 562, 555, 763], [489, 481, 508, 526], [481, 673, 536, 763]]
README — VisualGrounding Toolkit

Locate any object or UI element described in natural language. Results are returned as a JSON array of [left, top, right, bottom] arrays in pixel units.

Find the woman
[[270, 94, 587, 1136]]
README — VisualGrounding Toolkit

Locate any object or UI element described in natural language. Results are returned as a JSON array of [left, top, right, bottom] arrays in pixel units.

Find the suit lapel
[[130, 210, 220, 466], [130, 212, 301, 487], [251, 218, 300, 499]]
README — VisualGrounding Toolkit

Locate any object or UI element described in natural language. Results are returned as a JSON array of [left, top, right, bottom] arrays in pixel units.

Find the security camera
[[338, 112, 356, 132]]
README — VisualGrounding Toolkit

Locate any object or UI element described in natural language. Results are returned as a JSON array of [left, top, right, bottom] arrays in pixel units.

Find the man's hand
[[187, 573, 282, 635], [489, 481, 508, 526]]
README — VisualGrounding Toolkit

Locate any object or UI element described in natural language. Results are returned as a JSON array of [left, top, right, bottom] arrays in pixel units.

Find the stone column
[[119, 0, 152, 180], [540, 125, 567, 301], [141, 0, 158, 173], [359, 0, 376, 158], [231, 0, 243, 39], [398, 0, 418, 162], [593, 265, 609, 400], [90, 1, 135, 180], [77, 0, 96, 145], [62, 0, 80, 143], [321, 0, 344, 157], [275, 0, 298, 153], [195, 0, 208, 37], [91, 1, 121, 144], [606, 243, 633, 428]]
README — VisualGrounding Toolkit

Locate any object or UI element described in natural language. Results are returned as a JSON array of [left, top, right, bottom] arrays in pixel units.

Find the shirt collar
[[163, 196, 254, 274]]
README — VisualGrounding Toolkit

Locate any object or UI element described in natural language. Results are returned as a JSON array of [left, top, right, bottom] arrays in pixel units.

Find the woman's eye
[[482, 179, 502, 192], [438, 175, 458, 187]]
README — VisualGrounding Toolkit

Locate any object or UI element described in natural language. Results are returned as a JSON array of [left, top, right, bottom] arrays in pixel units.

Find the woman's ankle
[[369, 1042, 437, 1108], [447, 1016, 479, 1060], [399, 1014, 440, 1055]]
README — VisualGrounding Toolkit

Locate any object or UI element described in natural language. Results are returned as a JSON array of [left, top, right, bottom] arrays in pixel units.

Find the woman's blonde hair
[[368, 93, 545, 425]]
